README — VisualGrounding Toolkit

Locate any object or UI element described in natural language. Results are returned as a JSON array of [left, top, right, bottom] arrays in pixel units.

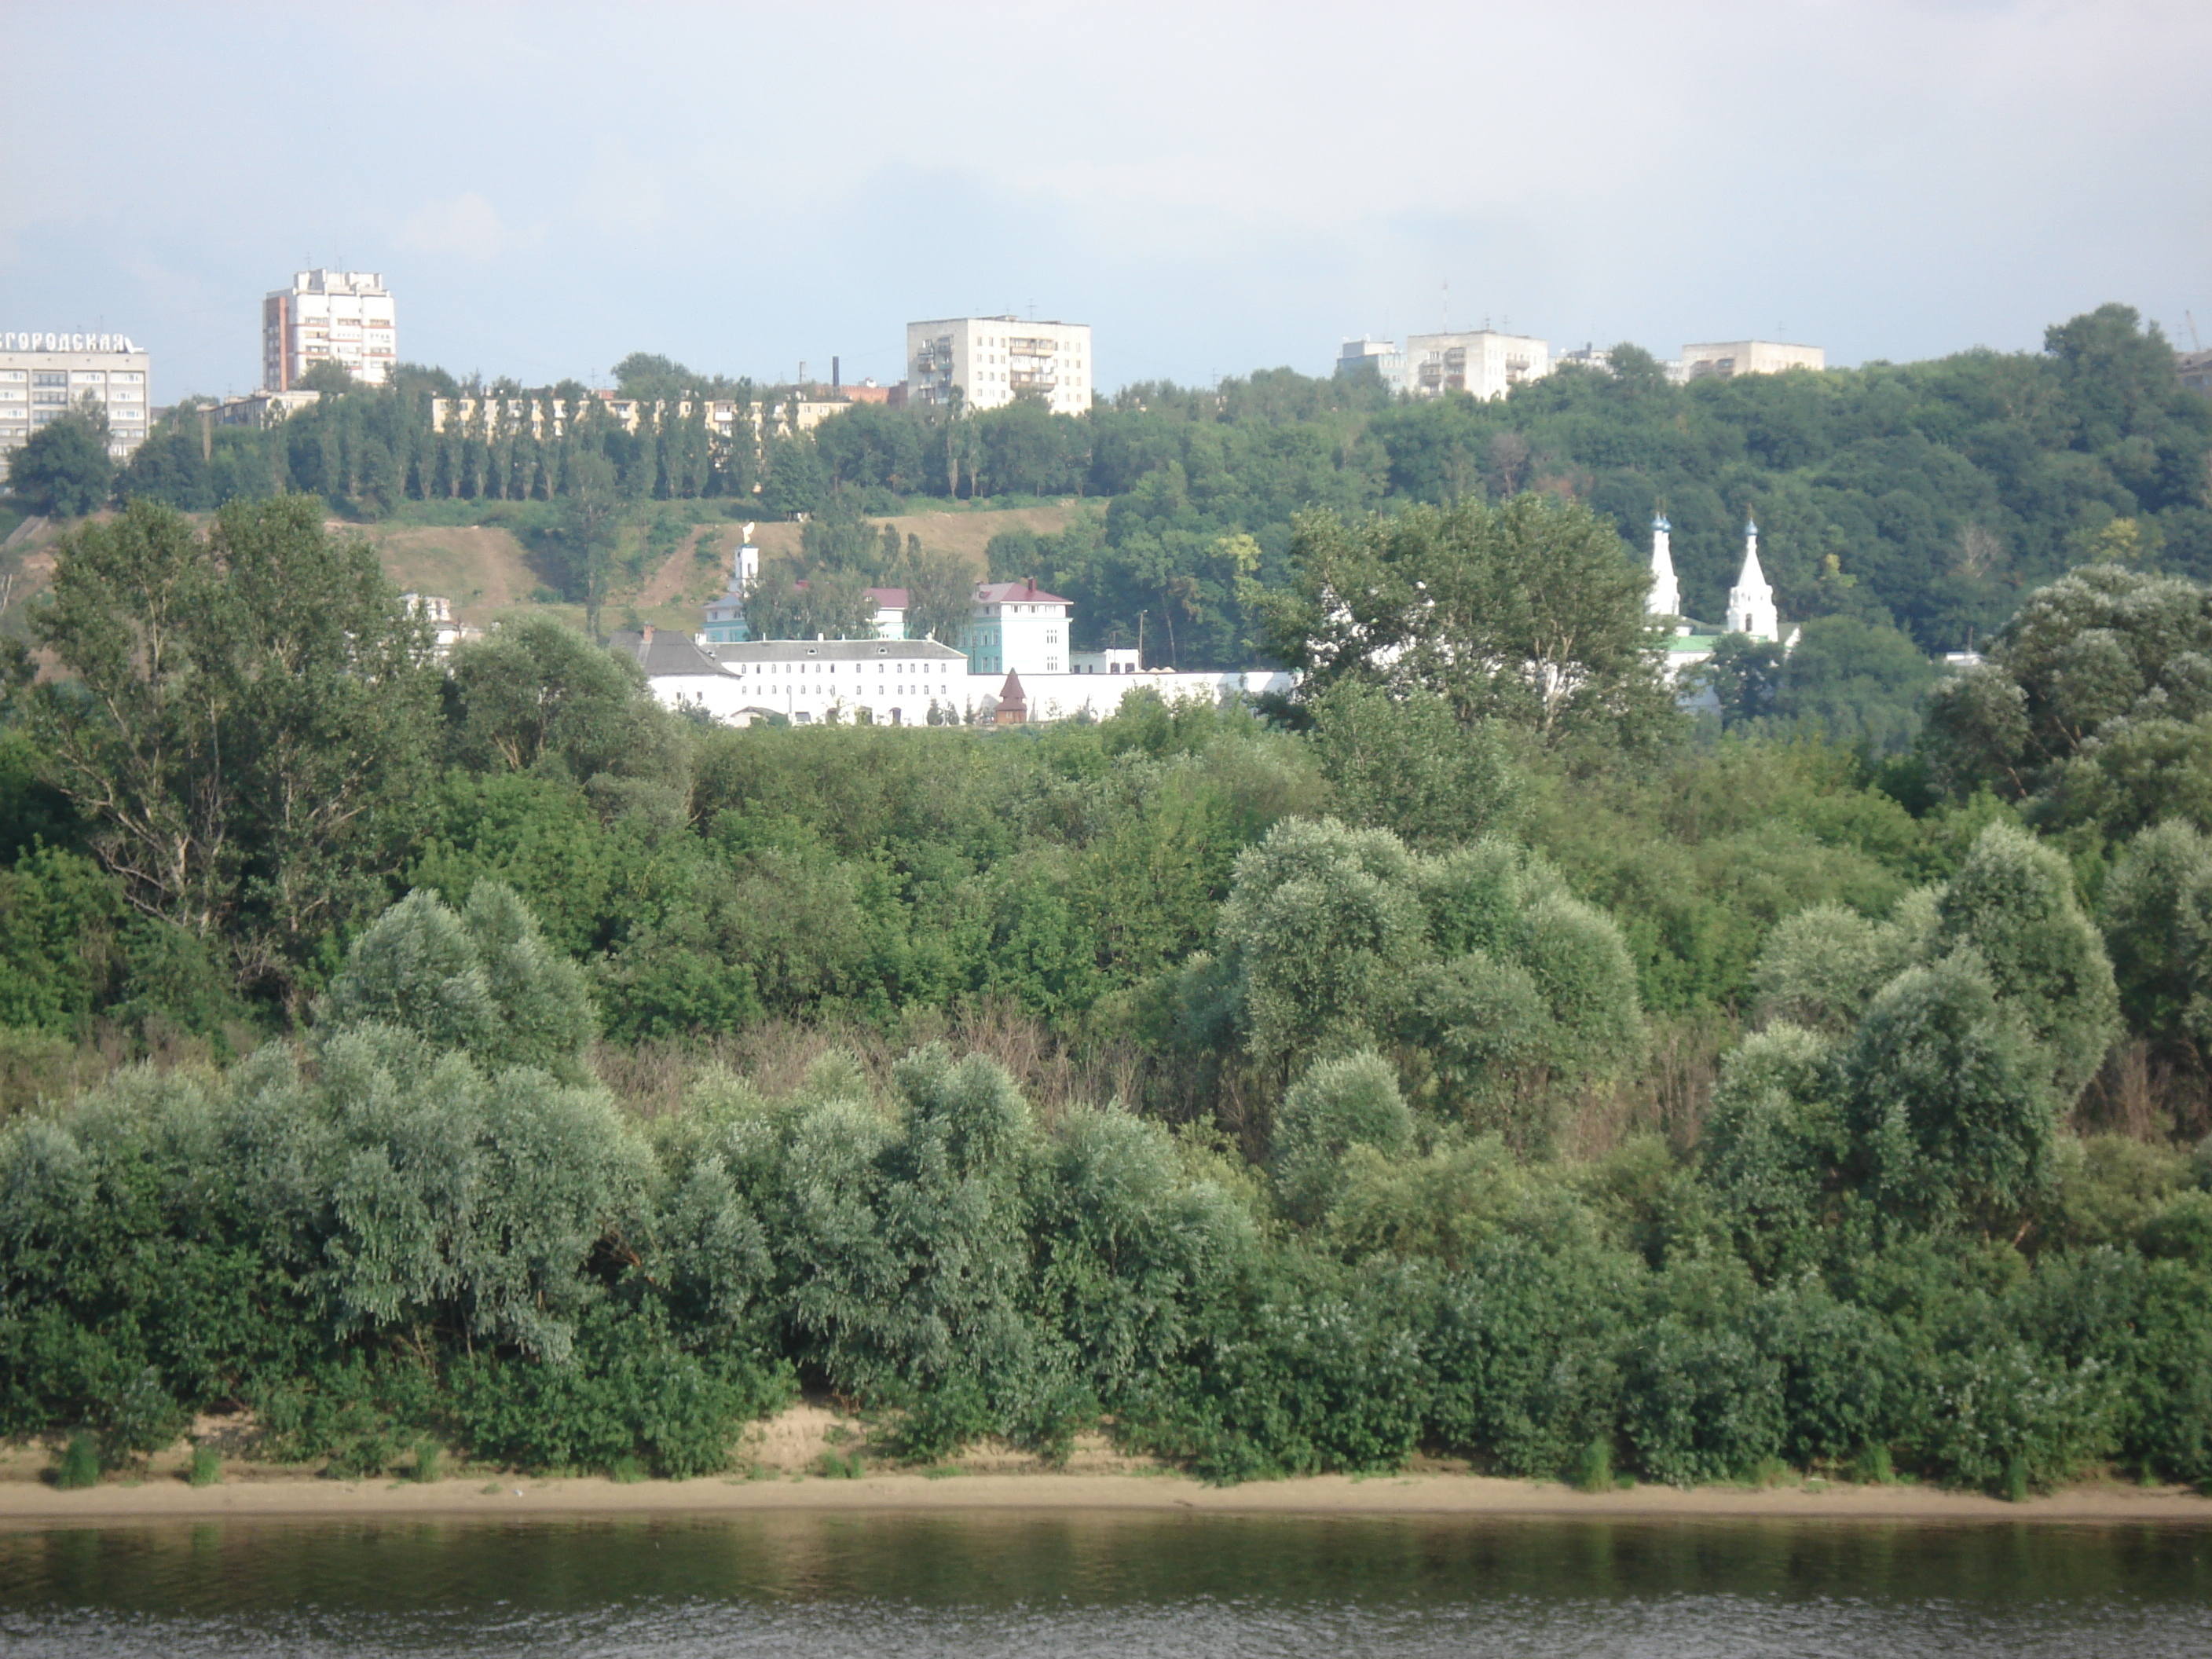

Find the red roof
[[789, 581, 909, 608], [975, 579, 1070, 605]]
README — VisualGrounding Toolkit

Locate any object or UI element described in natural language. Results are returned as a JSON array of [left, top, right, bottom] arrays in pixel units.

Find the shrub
[[1420, 1235, 1634, 1478], [54, 1431, 101, 1489], [1921, 1339, 2116, 1495], [1702, 1024, 1845, 1273], [448, 1302, 788, 1478], [1621, 1317, 1785, 1487], [1272, 1050, 1412, 1224]]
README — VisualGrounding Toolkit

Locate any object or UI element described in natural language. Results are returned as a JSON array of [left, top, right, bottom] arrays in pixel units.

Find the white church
[[1646, 512, 1793, 689]]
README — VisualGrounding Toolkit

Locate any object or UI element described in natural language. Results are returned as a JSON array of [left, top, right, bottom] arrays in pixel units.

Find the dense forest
[[5, 446, 2212, 1495], [10, 306, 2207, 690]]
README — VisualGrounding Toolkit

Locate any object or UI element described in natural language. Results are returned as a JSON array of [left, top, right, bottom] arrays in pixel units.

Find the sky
[[2, 1, 2207, 401]]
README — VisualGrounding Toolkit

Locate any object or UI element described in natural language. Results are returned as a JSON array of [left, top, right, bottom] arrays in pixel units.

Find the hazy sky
[[4, 1, 2206, 399]]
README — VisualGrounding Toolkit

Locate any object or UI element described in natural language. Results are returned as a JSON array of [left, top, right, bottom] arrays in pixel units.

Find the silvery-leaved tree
[[317, 881, 597, 1083]]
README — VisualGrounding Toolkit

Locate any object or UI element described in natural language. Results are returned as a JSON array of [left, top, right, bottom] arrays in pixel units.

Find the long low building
[[613, 628, 1293, 727], [994, 667, 1295, 723], [611, 629, 969, 726]]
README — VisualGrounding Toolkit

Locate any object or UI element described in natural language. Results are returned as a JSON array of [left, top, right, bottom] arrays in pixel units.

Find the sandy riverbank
[[5, 1400, 2206, 1526], [5, 1468, 2207, 1527]]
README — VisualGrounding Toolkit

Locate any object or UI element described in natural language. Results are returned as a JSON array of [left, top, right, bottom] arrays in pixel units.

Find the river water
[[2, 1510, 2208, 1656]]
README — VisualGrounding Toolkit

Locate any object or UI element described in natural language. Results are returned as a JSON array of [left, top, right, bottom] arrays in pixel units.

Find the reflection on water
[[2, 1511, 2208, 1657]]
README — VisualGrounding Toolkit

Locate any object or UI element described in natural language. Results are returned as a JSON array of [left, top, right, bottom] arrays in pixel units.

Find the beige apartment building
[[427, 393, 847, 443], [1403, 330, 1550, 401], [906, 316, 1092, 415], [1679, 340, 1826, 380], [263, 270, 397, 390], [0, 331, 152, 460]]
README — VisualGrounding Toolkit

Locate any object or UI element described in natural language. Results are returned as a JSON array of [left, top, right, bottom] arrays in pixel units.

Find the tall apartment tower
[[906, 317, 1091, 416], [263, 270, 397, 390], [0, 331, 152, 461]]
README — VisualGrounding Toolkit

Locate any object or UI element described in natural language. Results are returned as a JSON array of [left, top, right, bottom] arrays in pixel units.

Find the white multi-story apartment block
[[0, 331, 152, 460], [906, 317, 1092, 416], [1336, 336, 1407, 394], [1403, 331, 1550, 401], [964, 579, 1071, 676], [1678, 340, 1825, 381], [263, 270, 397, 390]]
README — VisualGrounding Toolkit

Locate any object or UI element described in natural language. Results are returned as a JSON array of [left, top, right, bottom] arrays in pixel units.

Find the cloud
[[397, 193, 527, 263]]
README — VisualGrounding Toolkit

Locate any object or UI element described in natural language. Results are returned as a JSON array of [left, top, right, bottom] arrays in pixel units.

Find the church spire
[[1647, 513, 1679, 619], [1727, 514, 1777, 640]]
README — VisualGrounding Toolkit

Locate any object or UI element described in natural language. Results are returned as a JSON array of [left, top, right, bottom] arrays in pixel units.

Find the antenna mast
[[2189, 311, 2203, 351]]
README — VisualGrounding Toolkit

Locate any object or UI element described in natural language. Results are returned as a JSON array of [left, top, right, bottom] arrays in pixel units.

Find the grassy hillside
[[331, 500, 1082, 636]]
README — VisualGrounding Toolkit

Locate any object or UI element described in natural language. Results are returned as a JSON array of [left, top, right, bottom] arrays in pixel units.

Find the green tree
[[1212, 816, 1427, 1079], [1929, 821, 2119, 1104], [1304, 679, 1520, 850], [27, 498, 439, 1012], [558, 447, 622, 641], [897, 537, 976, 645], [1925, 562, 2212, 831], [1701, 1023, 1847, 1273], [7, 409, 112, 517], [1767, 616, 1937, 751], [1697, 635, 1785, 727], [2100, 820, 2212, 1071], [1840, 952, 2058, 1234], [1264, 496, 1679, 750], [443, 613, 687, 789]]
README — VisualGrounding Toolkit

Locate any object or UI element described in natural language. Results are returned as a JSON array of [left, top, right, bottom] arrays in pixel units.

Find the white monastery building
[[264, 270, 397, 390], [0, 331, 152, 460], [613, 628, 968, 727], [906, 317, 1092, 416], [965, 578, 1071, 675], [654, 548, 1291, 728]]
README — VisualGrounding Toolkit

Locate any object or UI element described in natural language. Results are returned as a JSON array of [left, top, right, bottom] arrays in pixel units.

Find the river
[[3, 1511, 2208, 1656]]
